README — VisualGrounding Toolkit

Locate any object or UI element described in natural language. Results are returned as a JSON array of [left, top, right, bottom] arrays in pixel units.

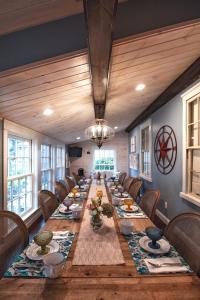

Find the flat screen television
[[69, 147, 82, 157]]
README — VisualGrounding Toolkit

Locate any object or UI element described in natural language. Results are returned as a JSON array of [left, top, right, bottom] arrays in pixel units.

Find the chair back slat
[[164, 212, 200, 275], [129, 179, 142, 200], [39, 190, 58, 221], [55, 181, 68, 203], [64, 176, 75, 191], [0, 211, 29, 278], [123, 176, 134, 192], [139, 189, 160, 222]]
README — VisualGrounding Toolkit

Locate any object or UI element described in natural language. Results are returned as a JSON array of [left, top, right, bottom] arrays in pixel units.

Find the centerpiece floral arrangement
[[87, 190, 114, 231]]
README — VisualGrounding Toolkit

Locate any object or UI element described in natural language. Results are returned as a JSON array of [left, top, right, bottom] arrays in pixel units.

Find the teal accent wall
[[129, 84, 200, 220]]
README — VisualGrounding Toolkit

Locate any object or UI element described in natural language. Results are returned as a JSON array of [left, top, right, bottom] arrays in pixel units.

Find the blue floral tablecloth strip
[[115, 205, 148, 218], [4, 232, 75, 278], [50, 207, 74, 220], [127, 232, 192, 275]]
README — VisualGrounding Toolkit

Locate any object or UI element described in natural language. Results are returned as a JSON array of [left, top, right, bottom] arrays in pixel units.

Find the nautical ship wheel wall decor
[[154, 125, 177, 175]]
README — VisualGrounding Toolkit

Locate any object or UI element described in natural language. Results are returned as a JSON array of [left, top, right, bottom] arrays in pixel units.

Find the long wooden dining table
[[0, 180, 200, 300]]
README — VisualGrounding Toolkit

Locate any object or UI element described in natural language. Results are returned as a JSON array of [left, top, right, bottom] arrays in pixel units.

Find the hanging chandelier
[[85, 119, 115, 148]]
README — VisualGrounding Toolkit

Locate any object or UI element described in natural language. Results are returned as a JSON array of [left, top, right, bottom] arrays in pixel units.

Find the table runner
[[72, 180, 125, 265]]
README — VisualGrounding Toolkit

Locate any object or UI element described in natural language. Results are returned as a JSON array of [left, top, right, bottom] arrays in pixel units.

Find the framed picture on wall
[[130, 136, 136, 153], [130, 153, 139, 170]]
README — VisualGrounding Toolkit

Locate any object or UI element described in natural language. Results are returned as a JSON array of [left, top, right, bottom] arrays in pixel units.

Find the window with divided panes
[[55, 146, 65, 180], [94, 150, 116, 171], [7, 136, 33, 216], [41, 144, 52, 190], [140, 120, 152, 180], [186, 94, 200, 197]]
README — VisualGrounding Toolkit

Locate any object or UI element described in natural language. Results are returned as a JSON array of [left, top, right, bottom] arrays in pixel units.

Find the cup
[[43, 253, 65, 278], [119, 220, 134, 235], [72, 206, 82, 219], [112, 197, 120, 206]]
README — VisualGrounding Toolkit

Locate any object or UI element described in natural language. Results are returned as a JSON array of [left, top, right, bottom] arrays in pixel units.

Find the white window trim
[[93, 149, 116, 172], [41, 144, 53, 191], [139, 119, 152, 182], [6, 134, 35, 218], [180, 80, 200, 207]]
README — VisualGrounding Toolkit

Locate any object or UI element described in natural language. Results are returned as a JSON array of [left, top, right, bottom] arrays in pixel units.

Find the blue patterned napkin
[[127, 232, 192, 274], [50, 207, 74, 220], [4, 232, 75, 278]]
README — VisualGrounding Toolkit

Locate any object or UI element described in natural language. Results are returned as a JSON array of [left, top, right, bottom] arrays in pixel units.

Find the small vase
[[90, 214, 103, 231]]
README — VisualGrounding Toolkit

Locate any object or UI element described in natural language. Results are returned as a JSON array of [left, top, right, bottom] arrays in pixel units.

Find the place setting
[[127, 226, 192, 275], [113, 197, 148, 219], [50, 197, 83, 220], [4, 230, 75, 278]]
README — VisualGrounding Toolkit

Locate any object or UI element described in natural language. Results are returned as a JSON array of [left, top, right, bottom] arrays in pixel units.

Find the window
[[7, 136, 33, 216], [55, 146, 65, 180], [140, 120, 152, 181], [185, 94, 200, 198], [41, 144, 52, 190], [94, 150, 116, 171]]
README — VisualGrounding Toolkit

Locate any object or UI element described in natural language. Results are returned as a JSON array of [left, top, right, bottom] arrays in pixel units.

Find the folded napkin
[[123, 214, 148, 219], [144, 257, 188, 274], [52, 230, 70, 239]]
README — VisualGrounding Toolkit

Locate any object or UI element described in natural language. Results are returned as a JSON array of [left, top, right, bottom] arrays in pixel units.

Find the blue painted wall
[[129, 83, 200, 219]]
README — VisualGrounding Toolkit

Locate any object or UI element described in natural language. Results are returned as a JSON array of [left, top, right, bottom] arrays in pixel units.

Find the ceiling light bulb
[[114, 126, 118, 129], [135, 83, 146, 91], [76, 137, 80, 140], [43, 108, 54, 116]]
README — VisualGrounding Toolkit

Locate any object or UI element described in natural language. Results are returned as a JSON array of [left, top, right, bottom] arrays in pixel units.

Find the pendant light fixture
[[85, 119, 115, 148]]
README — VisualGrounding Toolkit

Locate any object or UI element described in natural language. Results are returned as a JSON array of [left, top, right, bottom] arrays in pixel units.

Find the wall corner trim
[[155, 209, 170, 225]]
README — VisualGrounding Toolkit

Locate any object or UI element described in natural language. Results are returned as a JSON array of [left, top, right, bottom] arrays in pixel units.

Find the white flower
[[97, 207, 103, 212], [92, 210, 97, 215]]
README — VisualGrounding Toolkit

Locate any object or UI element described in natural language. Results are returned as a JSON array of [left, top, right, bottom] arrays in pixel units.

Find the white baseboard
[[155, 209, 170, 225]]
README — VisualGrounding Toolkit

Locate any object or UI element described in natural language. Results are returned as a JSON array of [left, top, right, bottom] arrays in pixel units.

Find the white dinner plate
[[25, 240, 60, 261], [120, 205, 139, 212], [139, 236, 170, 254], [115, 193, 129, 198], [68, 192, 80, 198], [59, 204, 72, 214]]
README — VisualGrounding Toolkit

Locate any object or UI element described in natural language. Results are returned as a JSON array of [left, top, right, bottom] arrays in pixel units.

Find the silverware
[[147, 261, 181, 268]]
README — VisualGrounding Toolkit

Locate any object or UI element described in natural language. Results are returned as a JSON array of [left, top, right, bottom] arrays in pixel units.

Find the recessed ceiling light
[[135, 83, 146, 91], [43, 108, 54, 116], [76, 137, 80, 140], [114, 126, 118, 129]]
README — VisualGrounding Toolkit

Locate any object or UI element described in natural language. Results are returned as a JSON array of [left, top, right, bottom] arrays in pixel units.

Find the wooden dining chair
[[39, 190, 59, 221], [123, 176, 134, 192], [64, 176, 75, 191], [129, 179, 142, 200], [164, 212, 200, 275], [72, 172, 81, 184], [139, 189, 160, 222], [55, 181, 69, 203], [119, 172, 126, 185], [0, 210, 29, 278]]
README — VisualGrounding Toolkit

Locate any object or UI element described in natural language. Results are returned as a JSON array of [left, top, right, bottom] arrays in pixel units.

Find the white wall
[[69, 131, 129, 177]]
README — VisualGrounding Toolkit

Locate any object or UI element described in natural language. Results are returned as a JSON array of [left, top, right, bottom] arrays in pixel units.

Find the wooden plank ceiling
[[0, 22, 200, 143]]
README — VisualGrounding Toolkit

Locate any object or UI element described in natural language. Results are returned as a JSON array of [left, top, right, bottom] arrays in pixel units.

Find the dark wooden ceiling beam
[[125, 57, 200, 132], [83, 0, 118, 119]]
